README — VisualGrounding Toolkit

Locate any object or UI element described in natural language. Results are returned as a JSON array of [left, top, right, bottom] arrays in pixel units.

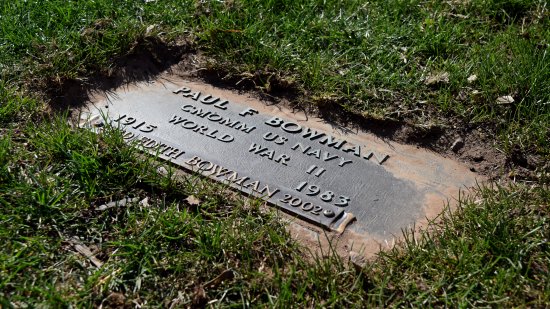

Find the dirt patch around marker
[[39, 37, 543, 259], [196, 72, 520, 182], [168, 56, 522, 182], [38, 37, 536, 182]]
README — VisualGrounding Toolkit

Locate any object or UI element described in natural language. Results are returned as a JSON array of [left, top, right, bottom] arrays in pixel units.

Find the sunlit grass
[[0, 0, 549, 306]]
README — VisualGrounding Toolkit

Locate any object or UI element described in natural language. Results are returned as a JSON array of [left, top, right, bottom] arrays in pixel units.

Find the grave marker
[[83, 78, 480, 248]]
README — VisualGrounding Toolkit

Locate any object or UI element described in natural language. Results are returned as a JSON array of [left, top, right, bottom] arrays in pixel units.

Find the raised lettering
[[281, 122, 302, 133], [219, 118, 239, 128], [265, 117, 283, 127], [263, 132, 278, 141], [302, 127, 325, 140], [207, 113, 223, 122], [185, 156, 202, 166], [257, 185, 279, 198], [322, 152, 338, 162], [158, 144, 171, 153], [239, 108, 259, 117], [181, 105, 194, 113], [217, 134, 234, 143], [306, 165, 326, 177], [338, 158, 353, 167], [249, 143, 267, 154], [211, 166, 232, 177], [342, 144, 361, 157], [234, 122, 256, 133], [122, 131, 135, 140], [274, 154, 290, 166], [113, 114, 126, 122], [173, 86, 191, 94], [206, 130, 218, 138], [139, 124, 157, 133], [227, 172, 249, 185], [165, 148, 184, 159], [169, 114, 186, 124], [142, 139, 157, 148], [200, 95, 219, 104], [363, 151, 390, 165], [275, 136, 288, 145], [260, 149, 275, 160], [182, 91, 201, 100], [190, 108, 211, 118], [197, 161, 214, 171], [214, 100, 228, 110], [193, 125, 209, 134], [307, 149, 321, 159], [244, 180, 260, 191], [320, 135, 346, 149], [291, 143, 310, 153], [181, 120, 198, 130]]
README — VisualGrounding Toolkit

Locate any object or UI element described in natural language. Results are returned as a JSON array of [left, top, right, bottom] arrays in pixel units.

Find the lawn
[[1, 0, 549, 307]]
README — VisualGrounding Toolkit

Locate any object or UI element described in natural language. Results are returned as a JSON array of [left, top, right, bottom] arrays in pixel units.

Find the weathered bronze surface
[[84, 78, 480, 255]]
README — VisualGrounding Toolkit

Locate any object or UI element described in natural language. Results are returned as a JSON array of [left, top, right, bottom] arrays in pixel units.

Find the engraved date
[[295, 181, 350, 207], [112, 114, 157, 133], [278, 194, 335, 218]]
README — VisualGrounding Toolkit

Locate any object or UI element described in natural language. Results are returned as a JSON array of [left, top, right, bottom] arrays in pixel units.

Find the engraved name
[[265, 117, 389, 165], [121, 131, 185, 159], [185, 156, 279, 198]]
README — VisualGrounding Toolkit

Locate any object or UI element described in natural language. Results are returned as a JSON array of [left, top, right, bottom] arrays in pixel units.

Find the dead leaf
[[186, 195, 201, 206], [424, 72, 449, 86], [73, 243, 103, 268], [447, 13, 469, 19], [496, 95, 515, 104], [399, 53, 407, 63], [139, 197, 150, 207], [145, 24, 155, 35], [467, 74, 477, 83], [157, 166, 168, 175], [96, 197, 139, 211]]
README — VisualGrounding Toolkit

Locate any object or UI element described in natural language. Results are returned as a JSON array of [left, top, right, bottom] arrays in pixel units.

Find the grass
[[0, 0, 549, 307], [1, 0, 548, 155]]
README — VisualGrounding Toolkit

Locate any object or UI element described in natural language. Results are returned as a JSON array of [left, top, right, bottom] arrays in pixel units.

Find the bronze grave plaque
[[83, 78, 480, 247]]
